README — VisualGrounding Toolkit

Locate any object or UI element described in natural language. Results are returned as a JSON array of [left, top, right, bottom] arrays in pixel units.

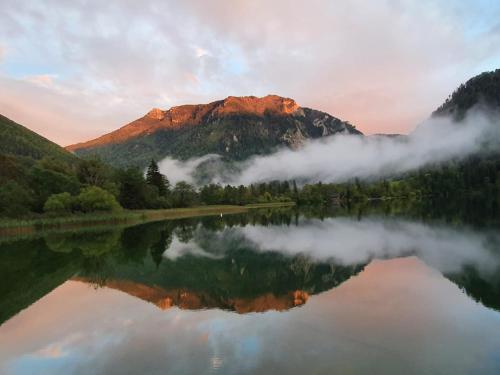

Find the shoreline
[[0, 202, 295, 238]]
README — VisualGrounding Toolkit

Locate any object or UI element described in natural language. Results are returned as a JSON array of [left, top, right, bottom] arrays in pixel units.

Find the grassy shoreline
[[0, 202, 295, 237]]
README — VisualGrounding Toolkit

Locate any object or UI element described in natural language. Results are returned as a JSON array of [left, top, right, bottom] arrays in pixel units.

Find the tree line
[[1, 152, 499, 218], [0, 157, 293, 218], [297, 155, 500, 205]]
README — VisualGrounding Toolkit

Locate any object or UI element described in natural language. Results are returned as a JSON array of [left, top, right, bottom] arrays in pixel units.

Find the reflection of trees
[[150, 228, 173, 268], [45, 230, 122, 257], [174, 224, 195, 243], [332, 198, 500, 228], [0, 238, 82, 325]]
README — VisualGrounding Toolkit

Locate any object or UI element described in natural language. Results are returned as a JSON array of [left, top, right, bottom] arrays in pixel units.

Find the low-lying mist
[[158, 109, 499, 185], [157, 154, 220, 185]]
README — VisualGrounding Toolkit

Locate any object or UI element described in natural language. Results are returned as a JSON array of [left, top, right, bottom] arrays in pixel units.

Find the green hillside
[[433, 69, 500, 120], [0, 114, 77, 164]]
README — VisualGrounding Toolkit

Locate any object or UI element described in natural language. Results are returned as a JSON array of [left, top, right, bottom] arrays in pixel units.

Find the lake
[[1, 204, 500, 374]]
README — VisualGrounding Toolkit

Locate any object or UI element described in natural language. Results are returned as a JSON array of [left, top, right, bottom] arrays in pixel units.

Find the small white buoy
[[220, 213, 223, 217]]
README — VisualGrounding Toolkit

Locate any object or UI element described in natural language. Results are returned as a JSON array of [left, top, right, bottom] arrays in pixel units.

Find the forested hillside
[[433, 69, 500, 120], [0, 114, 77, 164], [67, 95, 361, 168]]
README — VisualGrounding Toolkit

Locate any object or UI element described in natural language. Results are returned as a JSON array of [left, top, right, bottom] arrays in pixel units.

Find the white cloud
[[0, 0, 499, 145]]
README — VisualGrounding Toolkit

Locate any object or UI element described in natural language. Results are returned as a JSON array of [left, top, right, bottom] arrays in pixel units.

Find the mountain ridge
[[67, 95, 306, 152], [66, 94, 362, 168]]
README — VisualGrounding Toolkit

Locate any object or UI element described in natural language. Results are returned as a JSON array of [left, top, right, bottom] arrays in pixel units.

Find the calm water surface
[[1, 206, 500, 374]]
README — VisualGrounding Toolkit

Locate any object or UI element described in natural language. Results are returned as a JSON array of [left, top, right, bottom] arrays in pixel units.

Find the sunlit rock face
[[66, 95, 361, 168], [146, 108, 165, 121], [213, 95, 301, 116]]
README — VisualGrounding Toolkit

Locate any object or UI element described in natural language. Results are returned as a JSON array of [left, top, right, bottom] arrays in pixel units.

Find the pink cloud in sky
[[0, 0, 499, 145]]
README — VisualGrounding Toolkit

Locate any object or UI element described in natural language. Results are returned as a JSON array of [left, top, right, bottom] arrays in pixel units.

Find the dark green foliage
[[0, 181, 35, 217], [146, 159, 170, 196], [0, 154, 29, 184], [117, 168, 150, 209], [295, 155, 500, 205], [43, 192, 73, 214], [172, 181, 198, 207], [76, 157, 111, 187], [0, 115, 79, 215], [30, 163, 78, 197], [74, 186, 122, 213], [434, 68, 500, 120], [200, 184, 225, 205], [0, 114, 77, 164], [29, 163, 80, 211], [43, 188, 122, 214]]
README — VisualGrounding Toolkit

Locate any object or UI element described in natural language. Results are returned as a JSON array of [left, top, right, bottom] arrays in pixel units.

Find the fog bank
[[156, 154, 220, 185], [233, 111, 498, 185], [157, 110, 498, 185]]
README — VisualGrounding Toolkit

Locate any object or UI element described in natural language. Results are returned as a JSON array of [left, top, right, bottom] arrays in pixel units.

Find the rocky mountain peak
[[216, 95, 301, 116], [146, 108, 165, 120]]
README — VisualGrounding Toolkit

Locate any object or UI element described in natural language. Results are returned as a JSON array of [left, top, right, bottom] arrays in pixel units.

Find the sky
[[0, 0, 500, 146]]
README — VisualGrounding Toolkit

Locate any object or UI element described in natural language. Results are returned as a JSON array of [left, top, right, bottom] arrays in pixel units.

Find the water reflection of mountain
[[76, 247, 364, 313], [74, 215, 366, 313], [1, 206, 500, 326]]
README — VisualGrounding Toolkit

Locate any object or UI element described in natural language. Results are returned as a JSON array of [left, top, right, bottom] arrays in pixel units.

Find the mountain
[[67, 95, 362, 168], [433, 68, 500, 120], [0, 114, 76, 165]]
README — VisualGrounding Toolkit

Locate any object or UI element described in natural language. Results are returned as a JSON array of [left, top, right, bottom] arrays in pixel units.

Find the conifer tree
[[146, 159, 170, 196]]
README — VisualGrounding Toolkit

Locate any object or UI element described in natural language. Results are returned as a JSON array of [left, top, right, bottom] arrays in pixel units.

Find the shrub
[[0, 181, 34, 217], [43, 192, 74, 213], [76, 186, 122, 213]]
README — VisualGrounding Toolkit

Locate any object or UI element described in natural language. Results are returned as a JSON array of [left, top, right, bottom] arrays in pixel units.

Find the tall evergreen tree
[[146, 159, 170, 196]]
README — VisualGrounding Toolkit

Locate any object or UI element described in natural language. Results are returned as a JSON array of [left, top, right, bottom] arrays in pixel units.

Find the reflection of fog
[[239, 218, 500, 275], [163, 236, 223, 260], [169, 217, 500, 277]]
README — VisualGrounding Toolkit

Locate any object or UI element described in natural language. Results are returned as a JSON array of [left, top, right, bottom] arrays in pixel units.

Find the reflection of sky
[[1, 257, 499, 374]]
